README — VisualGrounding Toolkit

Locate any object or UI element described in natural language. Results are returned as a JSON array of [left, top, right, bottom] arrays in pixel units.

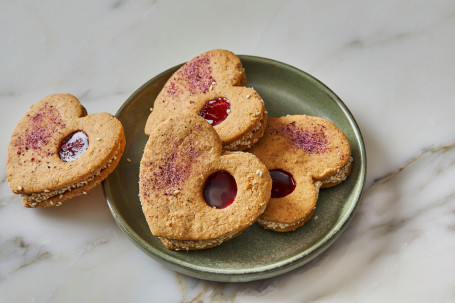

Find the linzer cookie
[[248, 115, 352, 232], [144, 49, 267, 151], [7, 94, 125, 208], [139, 114, 272, 250]]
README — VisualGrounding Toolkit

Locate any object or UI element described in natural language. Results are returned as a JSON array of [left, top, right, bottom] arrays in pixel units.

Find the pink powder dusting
[[166, 81, 181, 97], [154, 152, 183, 193], [187, 145, 198, 160], [14, 103, 66, 155], [150, 142, 199, 195], [179, 55, 214, 95], [271, 121, 328, 154]]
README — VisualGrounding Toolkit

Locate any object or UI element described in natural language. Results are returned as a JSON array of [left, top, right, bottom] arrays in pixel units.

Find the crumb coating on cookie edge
[[223, 111, 267, 151], [22, 140, 125, 205]]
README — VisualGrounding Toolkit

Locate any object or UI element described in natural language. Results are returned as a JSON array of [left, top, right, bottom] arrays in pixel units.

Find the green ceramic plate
[[103, 55, 366, 282]]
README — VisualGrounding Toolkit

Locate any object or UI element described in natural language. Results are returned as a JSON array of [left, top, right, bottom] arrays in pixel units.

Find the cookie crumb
[[150, 107, 153, 112], [256, 169, 263, 176], [127, 158, 132, 163], [314, 216, 318, 220]]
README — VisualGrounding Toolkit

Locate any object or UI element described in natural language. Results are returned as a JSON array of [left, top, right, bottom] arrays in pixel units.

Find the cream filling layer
[[223, 112, 265, 151], [22, 152, 119, 203], [162, 231, 237, 251], [320, 156, 353, 187], [258, 207, 316, 231]]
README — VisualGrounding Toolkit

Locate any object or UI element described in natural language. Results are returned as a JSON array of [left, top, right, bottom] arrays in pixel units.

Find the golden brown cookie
[[147, 49, 246, 118], [144, 49, 267, 151], [247, 115, 352, 232], [7, 94, 125, 208], [139, 114, 272, 250]]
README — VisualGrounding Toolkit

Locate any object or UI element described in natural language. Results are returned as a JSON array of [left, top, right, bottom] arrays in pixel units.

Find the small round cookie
[[7, 94, 126, 208], [139, 114, 272, 250], [247, 115, 353, 232]]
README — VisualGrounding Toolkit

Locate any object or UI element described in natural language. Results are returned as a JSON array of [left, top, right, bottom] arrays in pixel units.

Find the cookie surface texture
[[247, 115, 352, 232], [7, 94, 126, 208], [139, 114, 272, 250], [144, 49, 267, 151]]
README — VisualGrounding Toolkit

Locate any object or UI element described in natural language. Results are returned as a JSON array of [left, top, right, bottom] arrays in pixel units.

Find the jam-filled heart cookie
[[146, 49, 246, 124], [7, 94, 125, 208], [148, 85, 267, 151], [139, 114, 272, 250], [248, 115, 353, 232], [144, 49, 267, 151]]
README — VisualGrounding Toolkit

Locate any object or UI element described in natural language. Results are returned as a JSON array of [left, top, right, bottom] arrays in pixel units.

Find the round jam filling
[[203, 171, 237, 209], [269, 169, 296, 198], [198, 97, 231, 126], [58, 131, 89, 162]]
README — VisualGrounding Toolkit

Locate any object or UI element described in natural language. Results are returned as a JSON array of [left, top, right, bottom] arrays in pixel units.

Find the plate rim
[[103, 55, 367, 282]]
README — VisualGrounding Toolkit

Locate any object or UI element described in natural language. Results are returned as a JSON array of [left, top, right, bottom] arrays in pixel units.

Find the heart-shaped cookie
[[144, 49, 267, 151], [146, 49, 246, 121], [147, 85, 267, 151], [247, 115, 352, 232], [139, 114, 272, 250], [7, 94, 125, 208]]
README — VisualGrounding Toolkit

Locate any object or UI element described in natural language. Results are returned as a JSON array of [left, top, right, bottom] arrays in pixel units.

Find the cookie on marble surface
[[7, 94, 125, 208], [139, 114, 272, 250], [247, 115, 352, 232], [144, 49, 267, 151]]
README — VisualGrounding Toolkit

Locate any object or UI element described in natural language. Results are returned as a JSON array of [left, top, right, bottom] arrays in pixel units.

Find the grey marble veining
[[1, 0, 455, 302]]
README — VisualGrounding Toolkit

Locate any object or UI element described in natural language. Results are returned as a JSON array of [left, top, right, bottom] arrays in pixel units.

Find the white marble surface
[[1, 0, 455, 302]]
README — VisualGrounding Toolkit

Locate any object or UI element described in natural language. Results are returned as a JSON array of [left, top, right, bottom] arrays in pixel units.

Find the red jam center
[[198, 97, 230, 126], [203, 171, 237, 209], [58, 131, 89, 162], [270, 170, 296, 198]]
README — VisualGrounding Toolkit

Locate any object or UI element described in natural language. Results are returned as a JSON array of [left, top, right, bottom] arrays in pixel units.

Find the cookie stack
[[6, 49, 352, 251], [139, 50, 352, 250], [7, 94, 125, 208]]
